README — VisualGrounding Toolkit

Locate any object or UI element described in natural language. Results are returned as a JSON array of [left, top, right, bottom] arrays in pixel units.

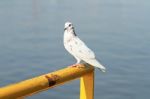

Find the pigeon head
[[64, 22, 74, 31]]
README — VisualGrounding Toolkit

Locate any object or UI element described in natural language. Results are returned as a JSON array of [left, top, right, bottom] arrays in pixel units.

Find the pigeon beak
[[72, 27, 74, 30], [64, 28, 67, 31], [64, 27, 74, 31]]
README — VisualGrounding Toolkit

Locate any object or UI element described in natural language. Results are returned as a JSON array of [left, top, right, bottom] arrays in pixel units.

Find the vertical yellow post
[[80, 71, 94, 99]]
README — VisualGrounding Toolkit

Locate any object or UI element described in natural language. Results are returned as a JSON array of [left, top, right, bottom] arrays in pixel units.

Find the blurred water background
[[0, 0, 150, 99]]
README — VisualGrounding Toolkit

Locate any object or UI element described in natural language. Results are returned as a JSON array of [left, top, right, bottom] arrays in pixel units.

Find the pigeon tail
[[84, 59, 106, 72]]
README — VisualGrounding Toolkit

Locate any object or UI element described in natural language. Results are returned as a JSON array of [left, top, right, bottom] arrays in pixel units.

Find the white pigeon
[[63, 22, 106, 72]]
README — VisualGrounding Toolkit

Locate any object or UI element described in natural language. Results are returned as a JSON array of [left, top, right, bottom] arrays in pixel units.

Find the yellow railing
[[0, 64, 94, 99]]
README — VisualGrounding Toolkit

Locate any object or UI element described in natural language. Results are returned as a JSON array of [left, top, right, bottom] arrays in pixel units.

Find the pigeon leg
[[69, 64, 78, 67], [68, 57, 83, 68], [69, 63, 84, 68], [69, 57, 85, 68], [75, 56, 81, 64]]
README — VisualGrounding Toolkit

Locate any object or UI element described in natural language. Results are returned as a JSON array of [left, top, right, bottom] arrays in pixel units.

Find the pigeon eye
[[69, 24, 71, 27]]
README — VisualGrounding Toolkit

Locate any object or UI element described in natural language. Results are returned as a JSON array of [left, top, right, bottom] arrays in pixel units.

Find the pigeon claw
[[68, 64, 85, 68]]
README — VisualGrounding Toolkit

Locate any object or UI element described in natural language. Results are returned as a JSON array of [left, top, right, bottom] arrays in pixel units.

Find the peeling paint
[[45, 74, 60, 87]]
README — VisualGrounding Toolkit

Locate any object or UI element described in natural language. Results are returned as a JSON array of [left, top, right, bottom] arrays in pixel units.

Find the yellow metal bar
[[0, 64, 94, 99], [80, 71, 94, 99]]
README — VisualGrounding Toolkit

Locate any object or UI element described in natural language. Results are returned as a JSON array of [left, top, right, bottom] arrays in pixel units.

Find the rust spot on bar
[[45, 74, 59, 87]]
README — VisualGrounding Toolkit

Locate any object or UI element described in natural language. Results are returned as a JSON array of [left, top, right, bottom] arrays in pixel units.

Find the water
[[0, 0, 150, 99]]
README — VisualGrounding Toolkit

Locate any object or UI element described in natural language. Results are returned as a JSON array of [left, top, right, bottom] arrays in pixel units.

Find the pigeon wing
[[70, 37, 106, 72], [71, 37, 95, 59]]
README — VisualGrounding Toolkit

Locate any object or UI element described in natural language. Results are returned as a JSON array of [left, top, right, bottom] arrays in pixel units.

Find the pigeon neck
[[65, 29, 76, 36], [64, 30, 76, 42]]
